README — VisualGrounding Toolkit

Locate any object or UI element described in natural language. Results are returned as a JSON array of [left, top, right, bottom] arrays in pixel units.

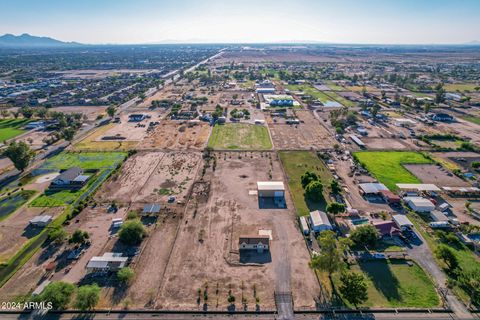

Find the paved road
[[406, 226, 474, 319]]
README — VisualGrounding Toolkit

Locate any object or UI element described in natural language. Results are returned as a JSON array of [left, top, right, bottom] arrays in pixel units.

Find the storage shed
[[403, 196, 435, 213]]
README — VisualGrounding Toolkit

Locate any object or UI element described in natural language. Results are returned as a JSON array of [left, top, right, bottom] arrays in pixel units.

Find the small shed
[[142, 204, 161, 214], [29, 215, 53, 227], [309, 210, 332, 233]]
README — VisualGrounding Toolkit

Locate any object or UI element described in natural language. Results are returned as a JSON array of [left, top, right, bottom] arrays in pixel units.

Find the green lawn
[[207, 123, 272, 150], [333, 260, 440, 308], [462, 116, 480, 126], [353, 151, 433, 191], [279, 151, 333, 216], [325, 81, 345, 91], [286, 84, 332, 103], [324, 91, 356, 107], [0, 119, 31, 142], [39, 152, 127, 170]]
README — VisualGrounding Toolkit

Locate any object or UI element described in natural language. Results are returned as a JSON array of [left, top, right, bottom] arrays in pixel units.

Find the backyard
[[207, 123, 272, 150], [279, 151, 333, 216], [353, 151, 433, 191]]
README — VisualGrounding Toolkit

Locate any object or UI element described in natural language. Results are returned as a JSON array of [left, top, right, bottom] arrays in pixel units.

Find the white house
[[238, 235, 270, 253], [309, 210, 332, 233]]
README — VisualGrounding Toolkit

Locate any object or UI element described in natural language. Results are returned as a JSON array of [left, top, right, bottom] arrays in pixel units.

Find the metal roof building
[[257, 181, 285, 198], [309, 210, 332, 233], [358, 182, 388, 195], [403, 196, 435, 212], [142, 203, 161, 214], [392, 214, 414, 230], [396, 184, 440, 192]]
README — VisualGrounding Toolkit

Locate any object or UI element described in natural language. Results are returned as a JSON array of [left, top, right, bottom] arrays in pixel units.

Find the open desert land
[[97, 151, 201, 204], [155, 152, 320, 311], [138, 121, 211, 150], [267, 110, 335, 150]]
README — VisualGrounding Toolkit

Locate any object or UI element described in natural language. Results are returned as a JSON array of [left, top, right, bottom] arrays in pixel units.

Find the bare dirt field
[[155, 152, 320, 311], [51, 106, 107, 121], [100, 110, 162, 142], [215, 50, 344, 63], [97, 151, 201, 204], [15, 129, 52, 150], [404, 164, 470, 187], [138, 121, 211, 150], [267, 110, 334, 150], [0, 206, 63, 264]]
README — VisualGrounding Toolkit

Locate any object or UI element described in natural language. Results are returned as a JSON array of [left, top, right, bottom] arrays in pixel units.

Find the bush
[[119, 220, 146, 245], [48, 226, 67, 244], [126, 211, 138, 220], [117, 267, 135, 284], [34, 281, 75, 310], [75, 284, 100, 311], [301, 171, 319, 189], [69, 229, 89, 245]]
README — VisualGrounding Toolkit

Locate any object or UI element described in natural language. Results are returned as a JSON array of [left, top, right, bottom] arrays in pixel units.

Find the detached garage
[[404, 197, 435, 213]]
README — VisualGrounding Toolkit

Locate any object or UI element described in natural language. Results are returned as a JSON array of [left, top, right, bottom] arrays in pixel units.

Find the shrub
[[119, 220, 146, 245]]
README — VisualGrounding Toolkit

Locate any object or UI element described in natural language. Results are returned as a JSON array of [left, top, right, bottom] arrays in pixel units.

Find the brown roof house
[[239, 235, 270, 253]]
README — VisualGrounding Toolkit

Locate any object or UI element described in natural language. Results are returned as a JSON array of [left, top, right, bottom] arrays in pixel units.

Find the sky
[[1, 0, 479, 44]]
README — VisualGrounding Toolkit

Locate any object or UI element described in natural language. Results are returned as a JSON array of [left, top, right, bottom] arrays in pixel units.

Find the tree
[[75, 284, 100, 311], [2, 141, 35, 171], [117, 267, 135, 284], [458, 269, 480, 307], [305, 180, 323, 202], [330, 180, 342, 194], [69, 229, 89, 245], [1, 109, 10, 118], [301, 171, 318, 188], [106, 105, 117, 118], [326, 202, 346, 215], [309, 231, 345, 279], [349, 225, 380, 248], [62, 127, 76, 141], [35, 281, 75, 310], [339, 271, 368, 307], [48, 226, 68, 244], [119, 220, 146, 245], [435, 244, 459, 272], [435, 83, 446, 105], [19, 106, 34, 119]]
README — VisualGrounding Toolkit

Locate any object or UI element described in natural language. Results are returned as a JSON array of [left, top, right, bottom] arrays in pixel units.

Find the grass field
[[207, 123, 272, 150], [324, 91, 356, 107], [74, 124, 139, 151], [462, 116, 480, 126], [285, 84, 332, 103], [279, 151, 333, 216], [325, 81, 345, 91], [353, 151, 433, 191], [0, 119, 31, 142], [39, 152, 127, 170], [333, 260, 439, 308], [444, 83, 479, 92]]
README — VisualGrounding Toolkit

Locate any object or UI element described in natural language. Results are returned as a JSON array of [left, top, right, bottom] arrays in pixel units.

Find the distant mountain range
[[0, 33, 82, 47]]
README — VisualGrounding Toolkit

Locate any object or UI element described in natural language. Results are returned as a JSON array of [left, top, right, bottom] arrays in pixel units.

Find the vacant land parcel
[[353, 151, 433, 191], [208, 123, 272, 150], [156, 152, 319, 310], [139, 121, 211, 150], [97, 151, 200, 204], [267, 110, 335, 150]]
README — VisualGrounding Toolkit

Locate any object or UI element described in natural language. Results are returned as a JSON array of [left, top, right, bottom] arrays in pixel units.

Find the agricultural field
[[443, 83, 479, 92], [462, 116, 480, 126], [207, 123, 272, 150], [279, 151, 333, 216], [0, 119, 31, 141], [332, 260, 440, 308], [286, 84, 332, 103], [353, 151, 433, 191]]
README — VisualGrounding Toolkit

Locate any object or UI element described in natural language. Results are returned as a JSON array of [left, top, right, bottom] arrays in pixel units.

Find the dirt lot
[[51, 106, 107, 121], [267, 110, 334, 150], [97, 151, 201, 204], [100, 110, 162, 142], [138, 121, 211, 150], [155, 152, 319, 310], [15, 129, 52, 151], [404, 164, 470, 187], [0, 206, 63, 264]]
